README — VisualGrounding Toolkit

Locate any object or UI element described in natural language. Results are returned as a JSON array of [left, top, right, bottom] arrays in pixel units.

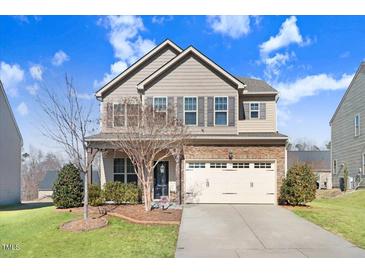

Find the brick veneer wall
[[183, 145, 286, 203]]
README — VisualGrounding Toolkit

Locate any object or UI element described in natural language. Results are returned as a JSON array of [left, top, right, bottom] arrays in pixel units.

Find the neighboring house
[[288, 151, 332, 189], [86, 40, 288, 204], [330, 62, 365, 189], [38, 170, 100, 199], [0, 81, 23, 205]]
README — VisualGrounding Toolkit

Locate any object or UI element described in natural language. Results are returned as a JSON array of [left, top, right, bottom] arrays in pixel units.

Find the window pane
[[114, 103, 124, 115], [114, 158, 125, 174], [184, 97, 197, 111], [127, 158, 135, 174], [155, 112, 166, 123], [251, 103, 259, 111], [114, 174, 124, 183], [127, 174, 138, 184], [250, 111, 259, 119], [185, 112, 197, 125], [114, 116, 125, 127], [154, 97, 167, 111], [215, 97, 227, 111], [215, 112, 227, 125]]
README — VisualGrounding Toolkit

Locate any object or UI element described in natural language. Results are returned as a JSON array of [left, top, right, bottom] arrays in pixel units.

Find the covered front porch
[[86, 135, 184, 205]]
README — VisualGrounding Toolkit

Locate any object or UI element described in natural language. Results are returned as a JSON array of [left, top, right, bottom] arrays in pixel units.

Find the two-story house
[[86, 40, 288, 204], [0, 81, 22, 205], [330, 62, 365, 188]]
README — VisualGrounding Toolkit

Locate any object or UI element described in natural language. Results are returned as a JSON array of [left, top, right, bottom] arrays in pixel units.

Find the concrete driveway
[[175, 204, 365, 258]]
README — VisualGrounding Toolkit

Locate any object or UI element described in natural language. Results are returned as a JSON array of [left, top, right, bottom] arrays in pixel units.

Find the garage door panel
[[185, 162, 276, 204]]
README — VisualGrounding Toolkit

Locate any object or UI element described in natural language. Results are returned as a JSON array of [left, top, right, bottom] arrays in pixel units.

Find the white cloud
[[277, 106, 291, 127], [0, 61, 24, 97], [207, 16, 251, 39], [339, 51, 350, 59], [263, 52, 294, 79], [52, 50, 70, 66], [94, 16, 156, 89], [26, 83, 39, 96], [273, 73, 354, 105], [76, 92, 95, 100], [259, 16, 310, 57], [29, 65, 43, 81], [17, 102, 29, 116], [152, 16, 173, 25]]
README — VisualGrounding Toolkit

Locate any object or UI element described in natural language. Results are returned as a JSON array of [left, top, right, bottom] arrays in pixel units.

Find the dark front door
[[154, 161, 169, 199]]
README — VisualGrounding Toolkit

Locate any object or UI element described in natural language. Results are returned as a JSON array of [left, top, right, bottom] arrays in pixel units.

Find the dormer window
[[355, 114, 360, 137], [249, 103, 260, 119]]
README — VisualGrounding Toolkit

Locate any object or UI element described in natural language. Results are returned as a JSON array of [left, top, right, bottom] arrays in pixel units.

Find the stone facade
[[182, 144, 286, 202]]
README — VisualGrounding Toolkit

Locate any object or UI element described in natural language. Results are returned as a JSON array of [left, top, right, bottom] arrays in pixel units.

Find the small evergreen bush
[[280, 164, 317, 206], [88, 184, 105, 206], [104, 181, 140, 204], [53, 163, 84, 208]]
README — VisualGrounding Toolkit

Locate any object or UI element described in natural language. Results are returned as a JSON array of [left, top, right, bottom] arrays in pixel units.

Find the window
[[214, 97, 228, 125], [355, 114, 361, 136], [126, 103, 139, 127], [188, 162, 206, 168], [333, 159, 337, 174], [113, 103, 125, 127], [233, 162, 250, 168], [210, 163, 227, 168], [254, 162, 271, 169], [184, 97, 197, 125], [113, 158, 137, 184], [249, 103, 260, 119], [153, 97, 167, 123]]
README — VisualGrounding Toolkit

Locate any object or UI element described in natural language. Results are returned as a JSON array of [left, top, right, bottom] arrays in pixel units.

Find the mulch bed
[[56, 204, 182, 225], [61, 217, 108, 232]]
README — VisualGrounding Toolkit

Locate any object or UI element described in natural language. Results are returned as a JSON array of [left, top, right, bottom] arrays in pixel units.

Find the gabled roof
[[0, 81, 23, 146], [95, 39, 183, 98], [237, 77, 278, 94], [330, 62, 365, 124], [137, 46, 246, 92]]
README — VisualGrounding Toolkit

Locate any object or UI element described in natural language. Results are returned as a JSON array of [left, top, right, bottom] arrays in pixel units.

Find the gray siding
[[331, 65, 365, 187], [0, 84, 22, 205]]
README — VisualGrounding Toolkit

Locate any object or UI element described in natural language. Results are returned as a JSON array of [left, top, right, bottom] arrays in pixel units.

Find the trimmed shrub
[[104, 181, 140, 204], [280, 164, 317, 206], [53, 163, 84, 208], [88, 184, 105, 206]]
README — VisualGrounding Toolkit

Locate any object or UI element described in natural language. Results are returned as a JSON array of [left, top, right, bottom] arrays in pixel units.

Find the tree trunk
[[84, 172, 88, 220], [142, 171, 154, 212], [175, 155, 181, 204]]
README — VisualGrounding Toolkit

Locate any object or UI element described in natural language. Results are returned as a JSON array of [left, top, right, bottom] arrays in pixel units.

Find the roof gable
[[95, 39, 182, 98], [0, 81, 23, 145], [137, 46, 246, 92], [330, 62, 365, 124]]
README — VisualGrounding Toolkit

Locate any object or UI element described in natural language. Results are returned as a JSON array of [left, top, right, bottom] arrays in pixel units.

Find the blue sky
[[1, 15, 364, 153]]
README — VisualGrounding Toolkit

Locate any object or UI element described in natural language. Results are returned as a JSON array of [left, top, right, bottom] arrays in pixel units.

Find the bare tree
[[112, 97, 189, 211], [38, 77, 98, 220]]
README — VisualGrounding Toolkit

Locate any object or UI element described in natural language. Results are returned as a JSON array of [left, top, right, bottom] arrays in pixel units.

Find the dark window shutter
[[239, 101, 244, 120], [198, 97, 205, 127], [207, 97, 214, 126], [145, 96, 153, 107], [228, 96, 235, 126], [243, 103, 249, 120], [106, 102, 113, 128], [177, 97, 183, 123], [260, 103, 266, 120], [168, 96, 175, 119]]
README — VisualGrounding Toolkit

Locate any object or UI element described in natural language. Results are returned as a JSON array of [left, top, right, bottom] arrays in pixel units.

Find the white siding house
[[0, 81, 22, 205]]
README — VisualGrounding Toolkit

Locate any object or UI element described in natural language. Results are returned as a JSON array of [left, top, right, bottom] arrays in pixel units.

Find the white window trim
[[354, 113, 361, 137], [333, 159, 337, 174], [249, 102, 260, 119], [153, 96, 168, 122], [113, 102, 125, 128], [214, 96, 228, 126], [183, 96, 198, 126], [363, 154, 365, 176]]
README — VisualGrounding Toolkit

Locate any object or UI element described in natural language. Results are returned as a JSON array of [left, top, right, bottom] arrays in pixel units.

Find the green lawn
[[0, 204, 179, 258], [292, 190, 365, 249]]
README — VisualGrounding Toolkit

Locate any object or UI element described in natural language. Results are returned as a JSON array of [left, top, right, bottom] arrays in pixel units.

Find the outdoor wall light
[[228, 151, 233, 160]]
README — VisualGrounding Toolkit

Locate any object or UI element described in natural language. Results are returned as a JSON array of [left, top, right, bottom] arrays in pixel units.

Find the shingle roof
[[236, 77, 278, 93], [287, 151, 331, 172]]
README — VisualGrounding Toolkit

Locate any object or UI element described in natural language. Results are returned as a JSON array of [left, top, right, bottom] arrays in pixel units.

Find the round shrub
[[104, 181, 141, 204], [88, 184, 105, 206], [280, 164, 317, 206], [52, 163, 84, 208]]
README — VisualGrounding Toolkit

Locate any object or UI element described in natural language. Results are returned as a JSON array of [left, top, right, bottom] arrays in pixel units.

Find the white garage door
[[185, 161, 276, 204]]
